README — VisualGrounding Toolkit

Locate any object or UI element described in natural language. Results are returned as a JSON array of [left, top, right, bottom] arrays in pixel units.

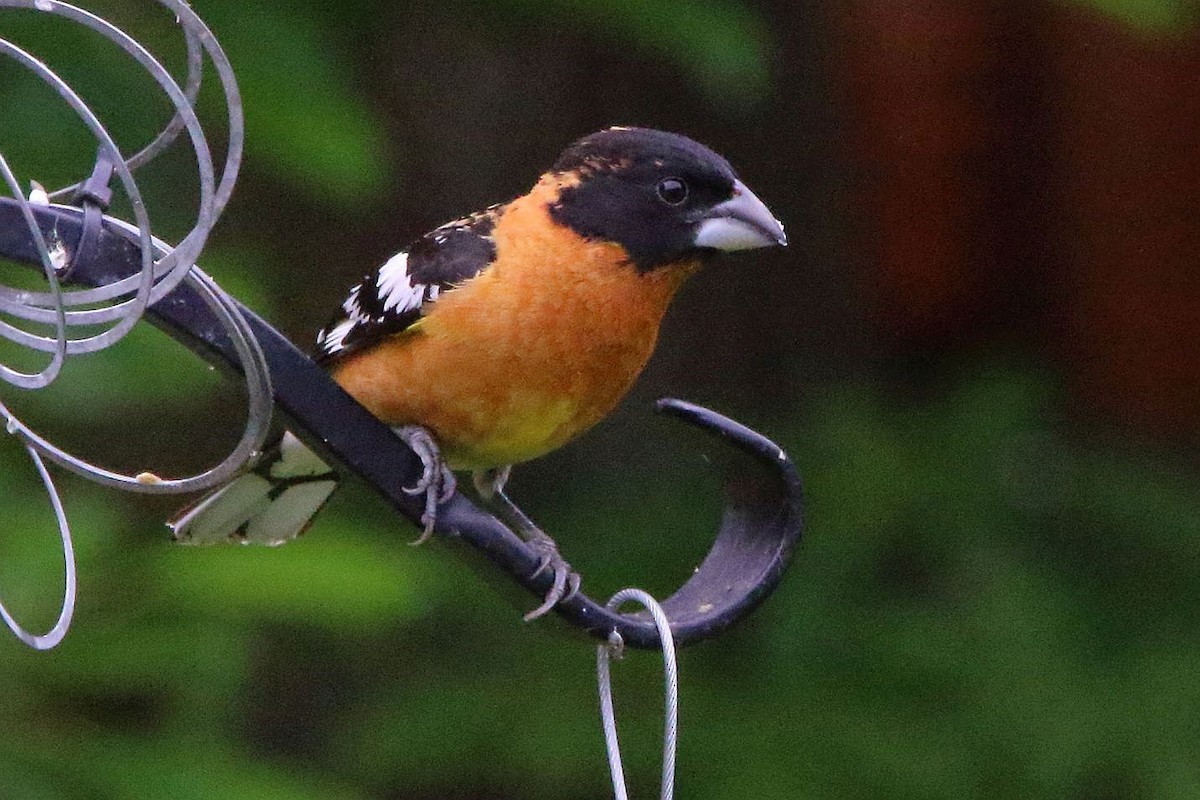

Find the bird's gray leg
[[395, 425, 457, 545], [474, 466, 581, 621]]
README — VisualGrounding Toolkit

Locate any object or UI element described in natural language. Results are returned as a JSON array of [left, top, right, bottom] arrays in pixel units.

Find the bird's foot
[[523, 529, 581, 622], [471, 466, 579, 620], [396, 425, 457, 545]]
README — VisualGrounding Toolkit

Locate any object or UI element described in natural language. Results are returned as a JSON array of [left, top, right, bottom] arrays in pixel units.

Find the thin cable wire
[[597, 588, 679, 800]]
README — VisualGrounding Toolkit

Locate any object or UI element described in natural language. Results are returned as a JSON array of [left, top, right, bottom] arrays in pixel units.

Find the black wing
[[315, 205, 504, 364]]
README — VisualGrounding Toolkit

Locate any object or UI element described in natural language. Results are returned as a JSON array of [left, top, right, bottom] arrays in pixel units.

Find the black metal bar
[[0, 197, 803, 648]]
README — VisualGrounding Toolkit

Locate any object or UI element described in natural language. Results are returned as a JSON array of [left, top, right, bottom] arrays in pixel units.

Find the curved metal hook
[[0, 198, 804, 649]]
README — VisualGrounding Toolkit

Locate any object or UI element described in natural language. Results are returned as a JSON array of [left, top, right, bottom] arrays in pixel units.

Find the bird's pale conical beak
[[692, 179, 787, 252]]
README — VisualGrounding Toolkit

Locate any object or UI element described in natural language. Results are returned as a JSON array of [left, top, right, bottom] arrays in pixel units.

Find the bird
[[169, 126, 786, 620]]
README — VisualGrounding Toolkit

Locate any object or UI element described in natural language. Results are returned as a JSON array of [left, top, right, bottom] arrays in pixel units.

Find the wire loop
[[0, 434, 76, 650], [0, 0, 268, 648], [596, 588, 679, 800]]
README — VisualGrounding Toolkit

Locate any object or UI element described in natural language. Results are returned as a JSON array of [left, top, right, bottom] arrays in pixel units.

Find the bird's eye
[[656, 178, 689, 205]]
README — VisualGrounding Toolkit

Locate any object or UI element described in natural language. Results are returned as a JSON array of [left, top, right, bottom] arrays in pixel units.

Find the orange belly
[[330, 179, 699, 471]]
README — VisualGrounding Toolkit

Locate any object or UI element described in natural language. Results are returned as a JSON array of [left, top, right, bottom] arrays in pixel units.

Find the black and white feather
[[169, 205, 507, 547], [315, 205, 504, 363]]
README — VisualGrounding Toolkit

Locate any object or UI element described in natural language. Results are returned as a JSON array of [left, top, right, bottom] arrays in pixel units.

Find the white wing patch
[[317, 282, 371, 356], [315, 205, 502, 362], [376, 252, 424, 314], [316, 250, 441, 359], [318, 317, 357, 356]]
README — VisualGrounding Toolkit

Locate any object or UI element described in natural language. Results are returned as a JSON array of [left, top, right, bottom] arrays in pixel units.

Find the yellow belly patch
[[444, 394, 579, 470]]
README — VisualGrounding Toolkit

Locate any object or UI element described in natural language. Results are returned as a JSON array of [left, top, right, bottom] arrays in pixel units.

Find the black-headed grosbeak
[[171, 126, 786, 619]]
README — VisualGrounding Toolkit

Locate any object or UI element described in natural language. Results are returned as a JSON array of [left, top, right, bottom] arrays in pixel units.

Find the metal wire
[[0, 152, 67, 388], [0, 0, 219, 339], [0, 436, 76, 650], [0, 0, 271, 648], [596, 588, 679, 800]]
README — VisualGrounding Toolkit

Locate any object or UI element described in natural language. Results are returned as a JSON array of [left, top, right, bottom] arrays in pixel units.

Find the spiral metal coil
[[0, 0, 272, 648]]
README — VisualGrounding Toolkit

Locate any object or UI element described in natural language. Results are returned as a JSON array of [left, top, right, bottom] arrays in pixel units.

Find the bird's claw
[[469, 465, 577, 620], [523, 535, 580, 622], [396, 426, 456, 546]]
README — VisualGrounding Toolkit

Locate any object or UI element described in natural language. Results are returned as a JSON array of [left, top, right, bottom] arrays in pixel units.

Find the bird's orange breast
[[330, 176, 699, 470]]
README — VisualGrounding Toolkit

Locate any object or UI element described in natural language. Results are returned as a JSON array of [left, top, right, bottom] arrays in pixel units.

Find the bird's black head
[[547, 127, 786, 272]]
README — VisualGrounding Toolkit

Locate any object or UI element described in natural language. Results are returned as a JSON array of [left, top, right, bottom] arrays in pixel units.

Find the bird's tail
[[169, 432, 340, 546]]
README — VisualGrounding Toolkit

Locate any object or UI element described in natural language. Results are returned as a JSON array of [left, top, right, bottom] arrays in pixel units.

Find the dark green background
[[0, 1, 1197, 797]]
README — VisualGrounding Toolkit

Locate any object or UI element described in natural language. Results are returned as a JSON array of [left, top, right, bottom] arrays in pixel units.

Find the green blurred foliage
[[1, 366, 1198, 798], [0, 0, 390, 208], [492, 0, 772, 104], [1, 0, 1199, 798], [195, 0, 392, 205], [1068, 0, 1199, 31]]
